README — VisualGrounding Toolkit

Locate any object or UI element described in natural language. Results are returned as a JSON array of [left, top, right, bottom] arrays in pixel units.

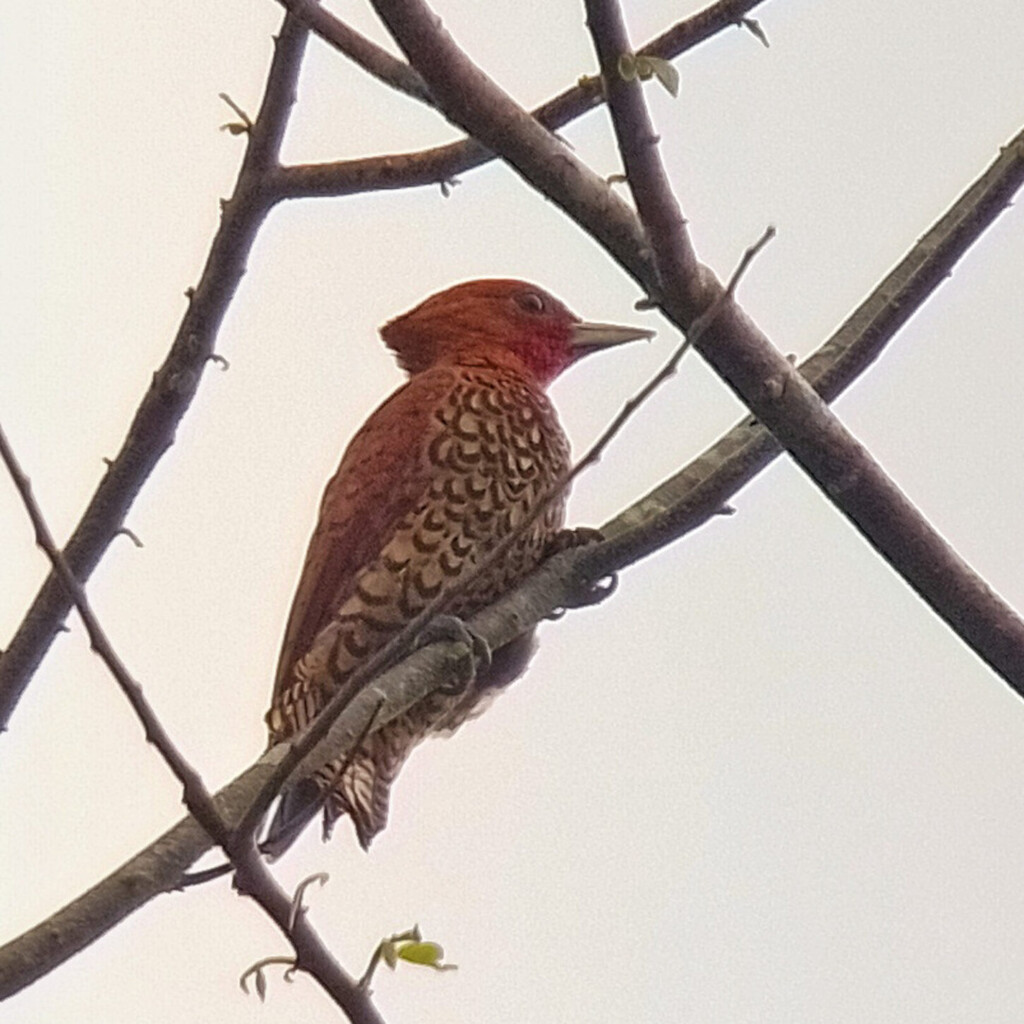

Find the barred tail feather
[[323, 747, 397, 850]]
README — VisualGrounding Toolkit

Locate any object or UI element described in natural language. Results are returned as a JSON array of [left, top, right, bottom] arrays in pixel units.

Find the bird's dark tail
[[260, 778, 324, 860]]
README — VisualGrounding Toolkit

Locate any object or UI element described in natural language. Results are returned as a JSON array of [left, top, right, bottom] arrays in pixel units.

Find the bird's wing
[[271, 370, 452, 702]]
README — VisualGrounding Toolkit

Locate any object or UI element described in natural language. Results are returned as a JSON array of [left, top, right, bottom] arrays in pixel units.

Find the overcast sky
[[3, 2, 1024, 1022]]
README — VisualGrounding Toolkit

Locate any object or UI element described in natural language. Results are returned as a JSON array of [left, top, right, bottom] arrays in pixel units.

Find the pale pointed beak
[[570, 320, 655, 359]]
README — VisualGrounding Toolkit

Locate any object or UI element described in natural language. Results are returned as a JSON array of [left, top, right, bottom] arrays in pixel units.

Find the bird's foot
[[416, 614, 492, 694], [543, 526, 618, 616]]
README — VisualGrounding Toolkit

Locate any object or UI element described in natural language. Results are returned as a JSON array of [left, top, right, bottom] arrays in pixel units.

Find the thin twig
[[368, 0, 1024, 686], [3, 119, 1023, 1000], [0, 14, 307, 732], [602, 130, 1024, 556], [0, 424, 385, 1023], [578, 226, 776, 474], [586, 0, 699, 299], [278, 0, 432, 104], [269, 0, 770, 201], [585, 0, 1024, 684], [241, 231, 778, 838], [0, 0, 772, 733], [0, 17, 392, 1017], [0, 421, 230, 842]]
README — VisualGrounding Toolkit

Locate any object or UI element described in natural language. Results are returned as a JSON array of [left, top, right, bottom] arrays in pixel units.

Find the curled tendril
[[114, 526, 144, 548], [287, 871, 330, 933], [239, 956, 296, 1001]]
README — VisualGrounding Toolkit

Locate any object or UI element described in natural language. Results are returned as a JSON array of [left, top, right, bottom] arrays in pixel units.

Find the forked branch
[[0, 426, 385, 1023], [371, 0, 1024, 688]]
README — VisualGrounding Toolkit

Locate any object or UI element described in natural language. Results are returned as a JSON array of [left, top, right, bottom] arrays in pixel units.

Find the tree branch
[[268, 0, 770, 201], [278, 0, 433, 104], [606, 119, 1024, 559], [0, 12, 310, 733], [0, 423, 386, 1023], [5, 0, 1024, 1002], [369, 0, 1024, 689], [0, 140, 1016, 974], [0, 0, 772, 735], [0, 0, 769, 734], [0, 540, 589, 998]]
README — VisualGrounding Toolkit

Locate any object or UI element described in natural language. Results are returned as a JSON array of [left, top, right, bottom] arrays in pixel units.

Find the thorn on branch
[[741, 17, 770, 48], [158, 363, 200, 397], [177, 860, 235, 888], [207, 353, 230, 371], [183, 286, 196, 302], [114, 526, 144, 549], [606, 172, 628, 185], [439, 177, 460, 198]]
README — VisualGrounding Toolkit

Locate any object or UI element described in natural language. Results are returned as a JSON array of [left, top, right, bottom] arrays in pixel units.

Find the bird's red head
[[380, 279, 653, 388]]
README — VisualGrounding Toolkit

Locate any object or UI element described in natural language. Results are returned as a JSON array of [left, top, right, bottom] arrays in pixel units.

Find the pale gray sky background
[[3, 2, 1024, 1022]]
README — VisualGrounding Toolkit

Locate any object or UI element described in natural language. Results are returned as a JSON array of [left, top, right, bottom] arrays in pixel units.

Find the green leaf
[[395, 941, 458, 972]]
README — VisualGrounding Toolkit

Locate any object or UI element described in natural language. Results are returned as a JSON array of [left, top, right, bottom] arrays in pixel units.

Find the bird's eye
[[515, 291, 546, 315]]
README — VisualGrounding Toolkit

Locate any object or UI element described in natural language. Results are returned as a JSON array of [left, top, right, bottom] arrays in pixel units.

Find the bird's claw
[[543, 529, 616, 616], [416, 614, 492, 694]]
